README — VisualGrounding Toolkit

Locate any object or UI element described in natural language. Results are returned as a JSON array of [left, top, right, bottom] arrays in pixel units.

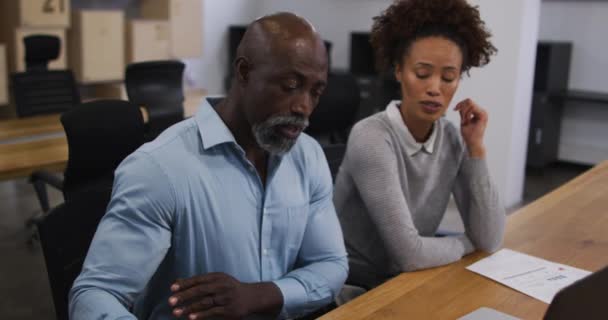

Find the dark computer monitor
[[543, 265, 608, 320], [533, 42, 572, 93], [461, 265, 608, 320], [350, 32, 376, 76], [225, 25, 248, 90], [227, 25, 248, 74]]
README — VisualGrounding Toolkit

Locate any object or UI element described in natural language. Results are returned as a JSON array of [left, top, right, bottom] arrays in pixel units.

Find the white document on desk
[[466, 249, 591, 304]]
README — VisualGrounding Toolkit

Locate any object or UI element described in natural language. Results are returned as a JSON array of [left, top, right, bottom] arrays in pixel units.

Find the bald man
[[69, 12, 348, 320]]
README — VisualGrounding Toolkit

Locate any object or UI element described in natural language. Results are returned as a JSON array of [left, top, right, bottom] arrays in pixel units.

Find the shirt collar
[[195, 97, 238, 150], [386, 100, 437, 156]]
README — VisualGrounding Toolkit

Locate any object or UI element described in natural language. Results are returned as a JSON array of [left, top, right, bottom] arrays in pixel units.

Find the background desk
[[322, 160, 608, 320], [0, 114, 63, 143], [0, 137, 67, 181], [0, 92, 205, 181]]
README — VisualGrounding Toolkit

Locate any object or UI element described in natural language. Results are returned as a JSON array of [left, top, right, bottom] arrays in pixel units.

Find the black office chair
[[319, 144, 347, 182], [30, 100, 145, 215], [306, 72, 361, 144], [24, 35, 61, 71], [125, 60, 186, 140], [376, 71, 401, 108], [305, 72, 360, 180], [10, 35, 80, 117], [37, 183, 112, 320]]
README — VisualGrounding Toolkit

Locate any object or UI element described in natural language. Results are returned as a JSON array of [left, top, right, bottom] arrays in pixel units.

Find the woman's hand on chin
[[454, 98, 487, 159]]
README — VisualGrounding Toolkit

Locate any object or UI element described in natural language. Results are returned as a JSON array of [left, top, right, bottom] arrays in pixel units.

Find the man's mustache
[[264, 115, 309, 131]]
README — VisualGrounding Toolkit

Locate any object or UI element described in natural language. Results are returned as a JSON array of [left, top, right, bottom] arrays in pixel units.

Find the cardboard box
[[0, 44, 7, 105], [184, 88, 207, 117], [127, 20, 170, 63], [140, 0, 203, 58], [0, 0, 70, 28], [69, 10, 125, 83], [13, 27, 68, 72]]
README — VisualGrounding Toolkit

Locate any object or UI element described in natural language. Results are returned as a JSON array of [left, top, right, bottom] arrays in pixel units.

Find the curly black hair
[[370, 0, 497, 74]]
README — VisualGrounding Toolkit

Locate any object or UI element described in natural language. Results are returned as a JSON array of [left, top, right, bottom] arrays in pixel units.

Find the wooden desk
[[322, 160, 608, 320], [0, 114, 63, 142], [0, 137, 67, 181]]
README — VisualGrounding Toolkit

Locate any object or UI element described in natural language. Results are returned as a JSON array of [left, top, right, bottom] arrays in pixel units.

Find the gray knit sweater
[[333, 102, 506, 288]]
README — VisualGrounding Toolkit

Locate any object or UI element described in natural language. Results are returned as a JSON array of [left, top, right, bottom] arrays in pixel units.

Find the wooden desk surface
[[0, 137, 67, 181], [322, 160, 608, 320], [0, 114, 63, 142]]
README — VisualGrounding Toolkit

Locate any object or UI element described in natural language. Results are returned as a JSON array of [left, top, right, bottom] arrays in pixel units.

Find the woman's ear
[[394, 63, 403, 83]]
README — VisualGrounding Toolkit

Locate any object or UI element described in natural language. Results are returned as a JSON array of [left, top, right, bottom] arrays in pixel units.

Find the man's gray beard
[[252, 115, 309, 156]]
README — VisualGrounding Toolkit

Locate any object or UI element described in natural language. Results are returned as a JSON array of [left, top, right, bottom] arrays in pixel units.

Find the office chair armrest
[[29, 170, 64, 213]]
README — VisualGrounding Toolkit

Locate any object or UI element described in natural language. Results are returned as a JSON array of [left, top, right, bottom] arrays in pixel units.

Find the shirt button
[[263, 249, 269, 255]]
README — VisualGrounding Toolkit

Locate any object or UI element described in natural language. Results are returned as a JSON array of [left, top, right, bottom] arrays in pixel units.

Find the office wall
[[539, 2, 608, 92], [539, 2, 608, 164], [448, 0, 540, 208], [182, 0, 258, 94], [255, 0, 391, 71], [258, 0, 540, 208]]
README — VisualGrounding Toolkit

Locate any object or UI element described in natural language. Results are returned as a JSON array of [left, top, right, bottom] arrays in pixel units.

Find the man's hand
[[454, 98, 488, 159], [168, 273, 283, 319]]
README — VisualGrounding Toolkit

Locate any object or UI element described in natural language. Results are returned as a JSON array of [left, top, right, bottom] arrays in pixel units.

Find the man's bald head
[[235, 12, 326, 68], [224, 13, 329, 156]]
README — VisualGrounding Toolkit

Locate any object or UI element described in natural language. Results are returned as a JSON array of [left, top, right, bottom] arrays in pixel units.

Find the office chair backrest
[[377, 71, 401, 108], [11, 70, 80, 117], [10, 34, 79, 117], [306, 72, 361, 143], [322, 143, 347, 182], [37, 184, 112, 320], [24, 35, 61, 71], [125, 60, 185, 139], [60, 99, 145, 199]]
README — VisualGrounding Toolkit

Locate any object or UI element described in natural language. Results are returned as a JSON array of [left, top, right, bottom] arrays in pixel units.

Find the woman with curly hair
[[334, 0, 506, 289]]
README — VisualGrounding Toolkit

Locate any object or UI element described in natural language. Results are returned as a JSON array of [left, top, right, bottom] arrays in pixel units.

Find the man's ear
[[235, 57, 251, 84]]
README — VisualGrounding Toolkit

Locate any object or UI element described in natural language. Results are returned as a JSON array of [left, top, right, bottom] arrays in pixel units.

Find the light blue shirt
[[69, 98, 348, 320]]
